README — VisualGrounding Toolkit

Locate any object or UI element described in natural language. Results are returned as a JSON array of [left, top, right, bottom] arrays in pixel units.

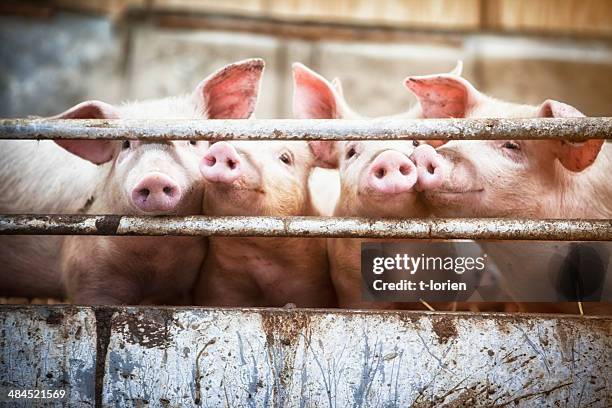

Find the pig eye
[[412, 140, 420, 147], [279, 152, 292, 165], [189, 140, 198, 146], [502, 141, 521, 151], [122, 140, 130, 150], [346, 147, 357, 159]]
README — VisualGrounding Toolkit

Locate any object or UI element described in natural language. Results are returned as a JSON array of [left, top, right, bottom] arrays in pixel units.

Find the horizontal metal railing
[[0, 118, 610, 240], [0, 216, 610, 241], [1, 117, 611, 141]]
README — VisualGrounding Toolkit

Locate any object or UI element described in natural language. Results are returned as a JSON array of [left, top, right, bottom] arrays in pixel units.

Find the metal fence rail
[[1, 215, 610, 240], [1, 118, 610, 240], [1, 117, 611, 141]]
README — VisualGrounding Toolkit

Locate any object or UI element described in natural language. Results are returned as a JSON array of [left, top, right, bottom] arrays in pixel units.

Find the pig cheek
[[274, 184, 305, 215], [265, 171, 303, 215], [116, 147, 135, 165], [175, 170, 201, 213]]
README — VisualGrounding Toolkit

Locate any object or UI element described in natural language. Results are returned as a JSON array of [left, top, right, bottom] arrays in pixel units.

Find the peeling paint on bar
[[0, 215, 611, 240], [102, 307, 612, 407], [0, 117, 611, 141]]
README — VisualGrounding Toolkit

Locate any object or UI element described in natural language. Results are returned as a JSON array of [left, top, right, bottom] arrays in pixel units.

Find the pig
[[0, 58, 264, 305], [292, 63, 447, 309], [193, 140, 337, 307], [404, 71, 611, 219], [303, 63, 461, 217], [404, 71, 611, 314]]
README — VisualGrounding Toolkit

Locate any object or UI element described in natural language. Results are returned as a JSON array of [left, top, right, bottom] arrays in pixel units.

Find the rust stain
[[259, 310, 312, 406], [113, 309, 174, 349], [95, 215, 122, 235], [260, 310, 311, 347], [45, 310, 63, 325], [431, 317, 457, 344]]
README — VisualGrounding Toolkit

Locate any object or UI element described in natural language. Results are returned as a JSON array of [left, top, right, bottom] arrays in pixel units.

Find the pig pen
[[0, 117, 611, 407]]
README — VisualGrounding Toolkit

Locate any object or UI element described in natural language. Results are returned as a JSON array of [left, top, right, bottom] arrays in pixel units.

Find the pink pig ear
[[292, 63, 344, 119], [195, 58, 264, 119], [331, 77, 344, 97], [449, 60, 463, 76], [538, 99, 604, 172], [308, 141, 339, 169], [51, 100, 121, 165], [425, 140, 449, 148], [404, 73, 480, 119]]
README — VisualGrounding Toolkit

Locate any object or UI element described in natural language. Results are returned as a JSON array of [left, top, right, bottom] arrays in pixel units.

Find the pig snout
[[131, 172, 182, 212], [366, 150, 417, 194], [412, 144, 444, 191], [200, 142, 242, 184]]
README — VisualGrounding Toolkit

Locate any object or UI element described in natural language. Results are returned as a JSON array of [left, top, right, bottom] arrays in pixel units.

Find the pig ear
[[404, 73, 480, 119], [195, 58, 264, 119], [308, 141, 339, 169], [449, 60, 463, 76], [538, 99, 585, 119], [292, 63, 344, 119], [331, 77, 344, 97], [425, 140, 449, 148], [538, 99, 604, 172], [50, 100, 120, 120], [51, 100, 120, 165]]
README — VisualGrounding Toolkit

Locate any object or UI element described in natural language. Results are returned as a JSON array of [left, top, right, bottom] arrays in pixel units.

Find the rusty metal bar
[[0, 117, 611, 142], [0, 215, 610, 240]]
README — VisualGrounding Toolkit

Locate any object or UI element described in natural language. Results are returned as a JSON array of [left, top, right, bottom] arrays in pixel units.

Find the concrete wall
[[2, 12, 612, 119]]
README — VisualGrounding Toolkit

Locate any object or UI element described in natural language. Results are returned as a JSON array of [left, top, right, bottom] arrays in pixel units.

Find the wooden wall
[[4, 0, 612, 38], [484, 0, 612, 37]]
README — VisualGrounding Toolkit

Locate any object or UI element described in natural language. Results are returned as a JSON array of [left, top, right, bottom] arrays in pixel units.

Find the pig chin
[[358, 183, 418, 201], [205, 181, 266, 215], [423, 186, 484, 215], [357, 187, 419, 217]]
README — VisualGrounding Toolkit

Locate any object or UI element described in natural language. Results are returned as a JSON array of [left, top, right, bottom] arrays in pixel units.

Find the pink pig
[[292, 63, 446, 309], [404, 70, 611, 315], [0, 59, 264, 304], [193, 139, 337, 307], [404, 71, 611, 219]]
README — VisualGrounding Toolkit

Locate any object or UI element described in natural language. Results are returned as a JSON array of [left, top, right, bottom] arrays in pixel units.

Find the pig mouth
[[435, 188, 484, 195], [212, 183, 265, 195], [362, 190, 417, 198], [424, 188, 484, 207]]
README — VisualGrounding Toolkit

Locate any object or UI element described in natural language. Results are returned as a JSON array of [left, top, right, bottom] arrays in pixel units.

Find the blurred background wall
[[1, 0, 612, 119]]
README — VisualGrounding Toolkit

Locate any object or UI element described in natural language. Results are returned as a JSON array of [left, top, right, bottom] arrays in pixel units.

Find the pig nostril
[[375, 168, 386, 179], [163, 186, 173, 195], [399, 165, 411, 176], [206, 156, 217, 167], [139, 188, 150, 198], [227, 159, 237, 170]]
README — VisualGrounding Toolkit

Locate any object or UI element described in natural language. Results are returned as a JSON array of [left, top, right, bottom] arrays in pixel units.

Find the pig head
[[292, 62, 445, 218], [56, 58, 265, 305], [53, 58, 264, 216], [200, 140, 328, 217], [405, 71, 610, 218]]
